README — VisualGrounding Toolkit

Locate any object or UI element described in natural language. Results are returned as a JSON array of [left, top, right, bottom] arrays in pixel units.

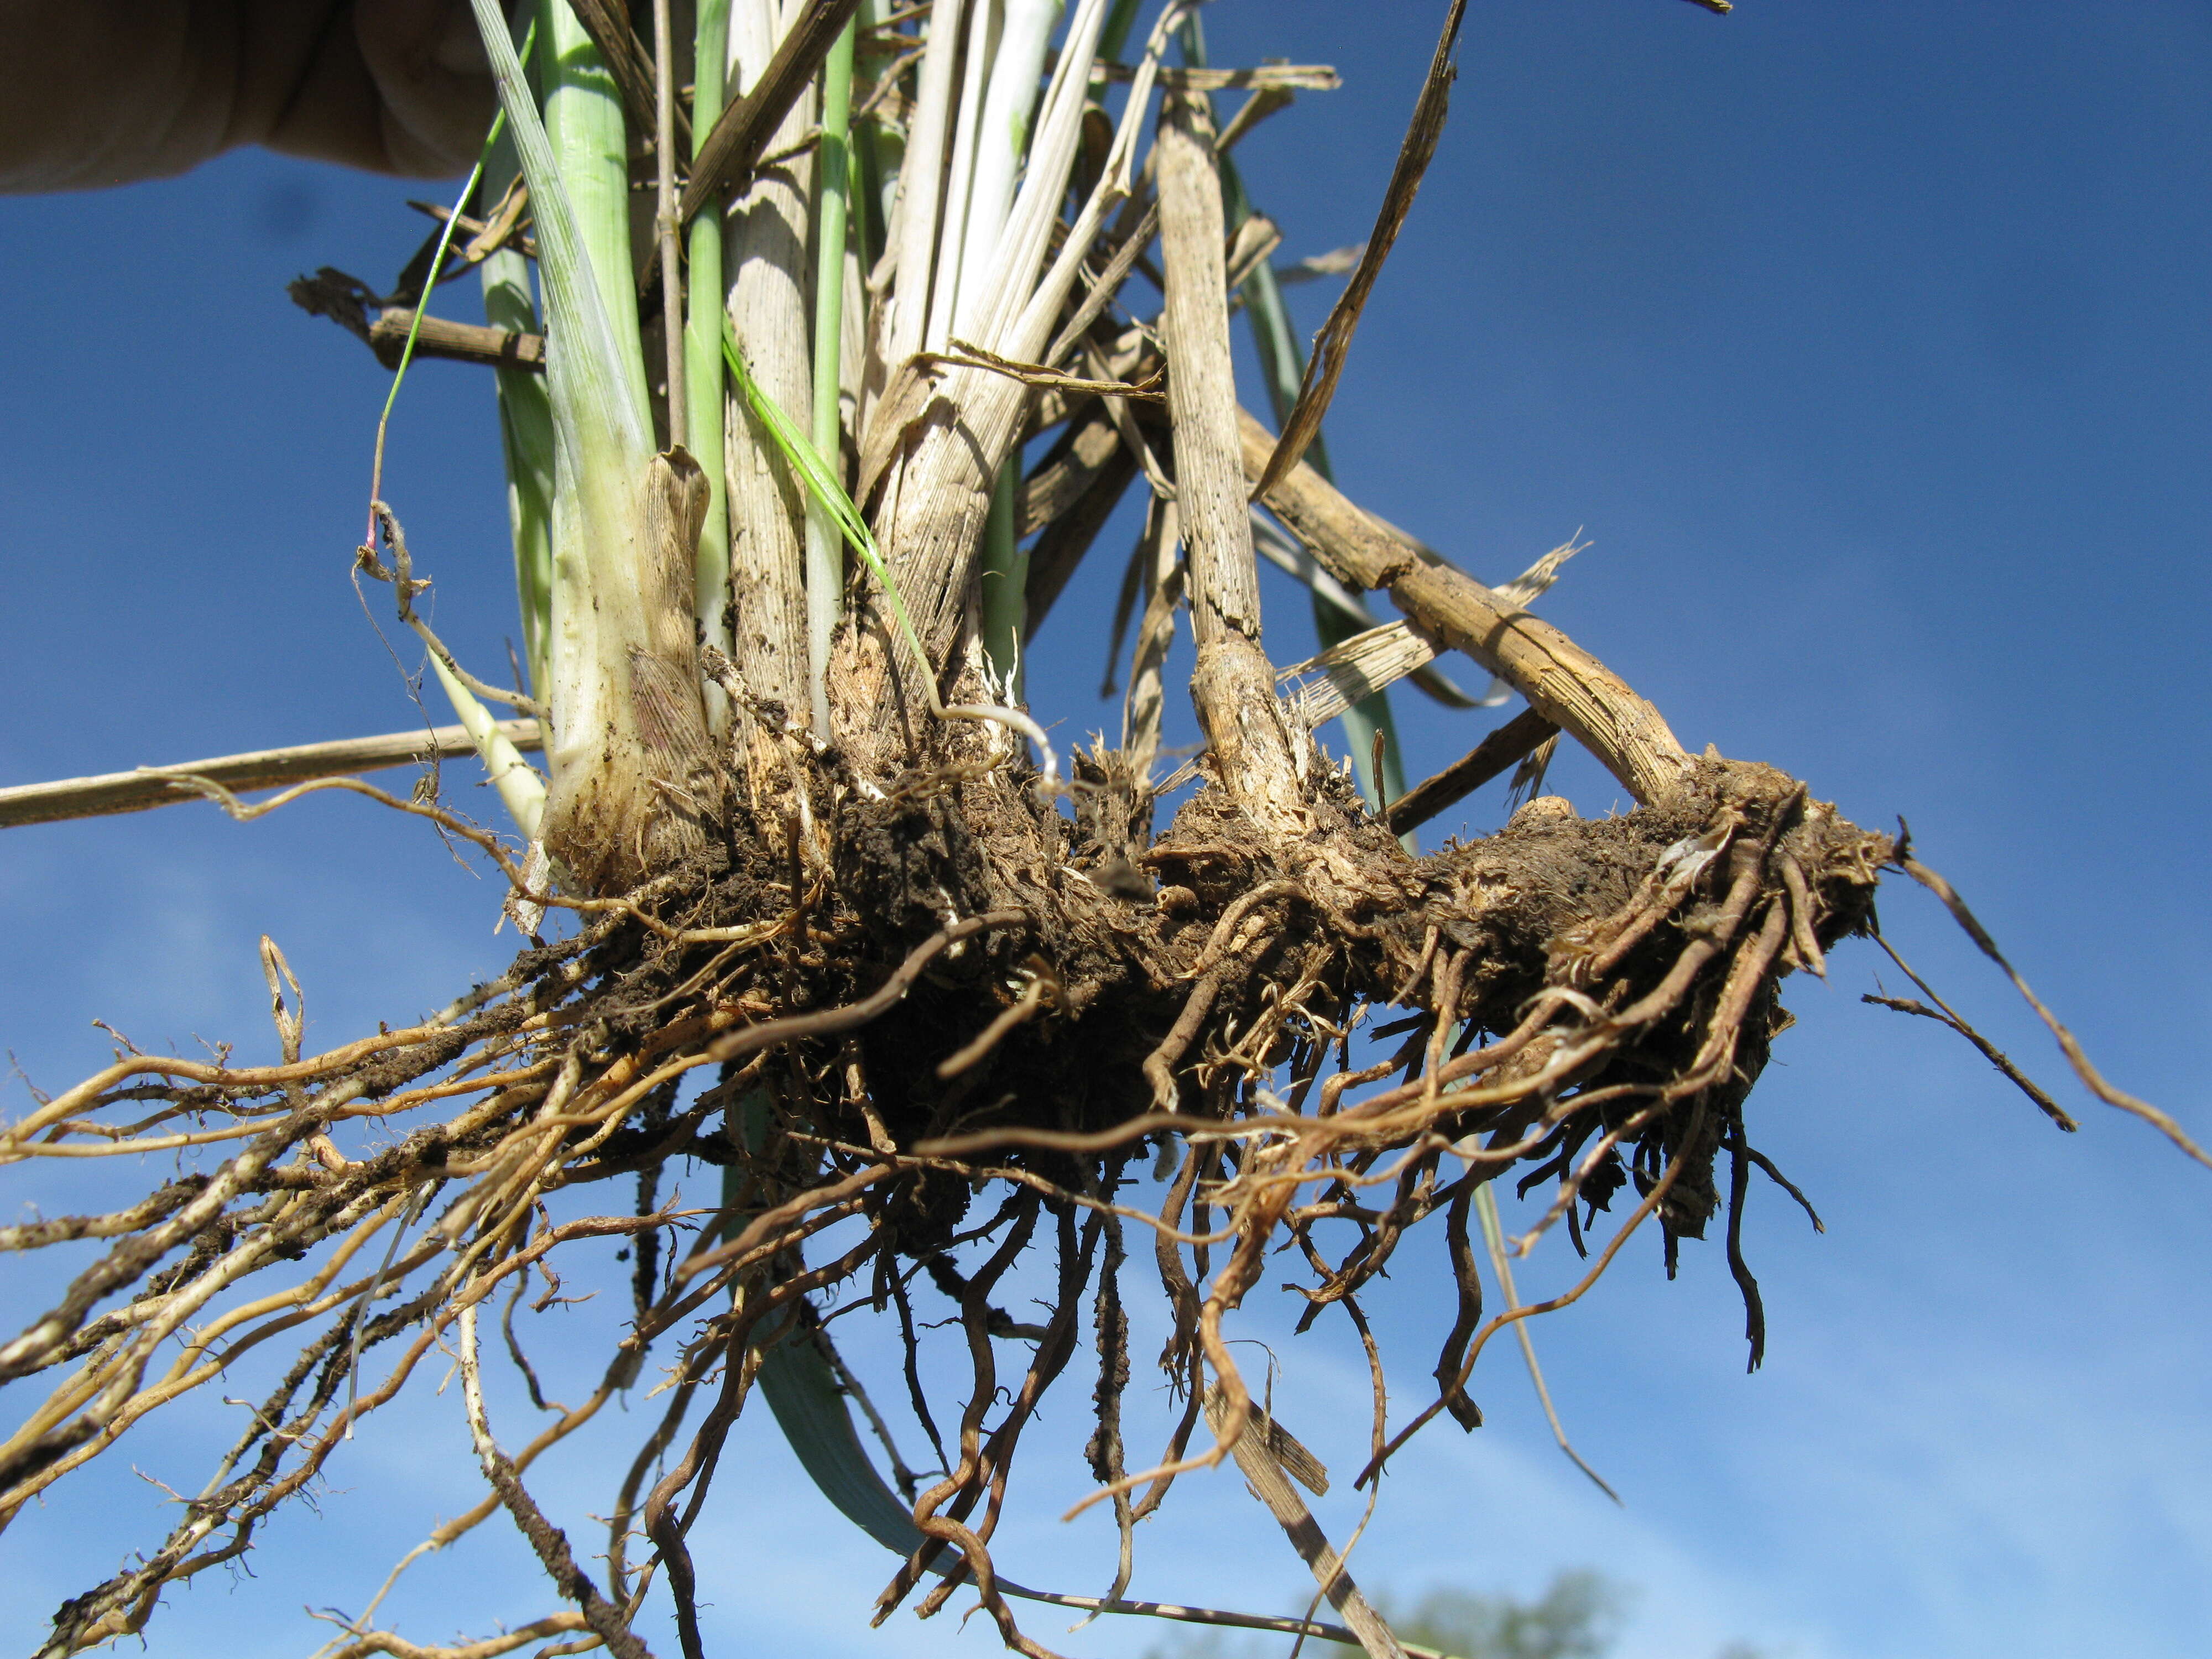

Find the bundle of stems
[[415, 0, 1203, 889]]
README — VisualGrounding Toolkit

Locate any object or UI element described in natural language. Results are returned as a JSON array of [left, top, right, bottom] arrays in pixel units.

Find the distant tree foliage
[[1146, 1573, 1776, 1659], [1391, 1572, 1625, 1659], [1144, 1573, 1626, 1659]]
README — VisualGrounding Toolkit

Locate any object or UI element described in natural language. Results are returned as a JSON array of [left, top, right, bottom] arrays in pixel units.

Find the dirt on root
[[546, 739, 1888, 1262]]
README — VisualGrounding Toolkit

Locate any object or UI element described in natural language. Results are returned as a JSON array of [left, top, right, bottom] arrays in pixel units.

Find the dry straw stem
[[0, 721, 542, 830], [1091, 61, 1342, 93], [1240, 407, 1690, 805], [1278, 620, 1445, 733], [1018, 410, 1142, 635], [1383, 706, 1560, 838], [1202, 1388, 1406, 1659], [1251, 0, 1467, 502], [1159, 85, 1306, 830], [1120, 494, 1184, 784], [366, 308, 544, 370]]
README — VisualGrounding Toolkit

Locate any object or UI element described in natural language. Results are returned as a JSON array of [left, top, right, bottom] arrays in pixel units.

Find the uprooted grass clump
[[14, 4, 2198, 1656]]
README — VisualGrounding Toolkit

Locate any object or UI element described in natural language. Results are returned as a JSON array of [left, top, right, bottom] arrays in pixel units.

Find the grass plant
[[14, 12, 2189, 1659]]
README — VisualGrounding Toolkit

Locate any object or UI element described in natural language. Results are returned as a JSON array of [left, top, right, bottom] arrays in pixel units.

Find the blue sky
[[3, 3, 2210, 1657]]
